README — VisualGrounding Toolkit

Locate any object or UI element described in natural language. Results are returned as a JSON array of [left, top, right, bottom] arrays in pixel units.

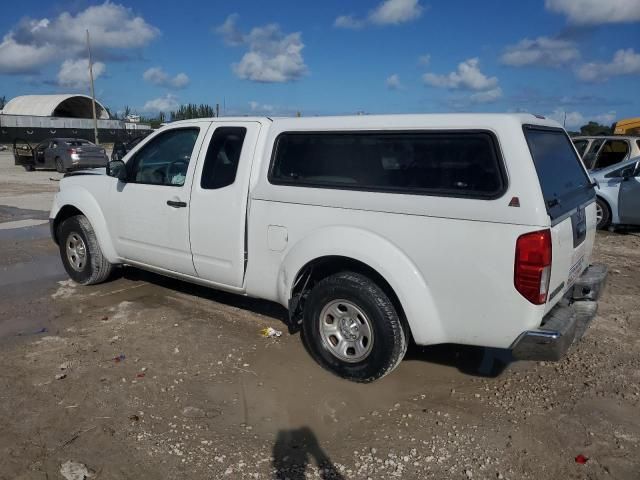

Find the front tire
[[595, 197, 611, 230], [302, 272, 407, 383], [58, 215, 114, 285]]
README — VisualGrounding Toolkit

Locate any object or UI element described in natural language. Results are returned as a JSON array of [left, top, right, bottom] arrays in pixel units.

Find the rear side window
[[270, 131, 506, 198], [201, 127, 247, 189], [524, 126, 594, 221]]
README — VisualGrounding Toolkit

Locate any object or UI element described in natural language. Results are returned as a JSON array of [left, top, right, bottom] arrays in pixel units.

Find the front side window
[[128, 128, 199, 186], [200, 127, 247, 189], [270, 131, 505, 198]]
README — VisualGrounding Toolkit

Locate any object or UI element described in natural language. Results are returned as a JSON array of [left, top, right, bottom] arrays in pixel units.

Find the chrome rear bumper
[[511, 263, 607, 361]]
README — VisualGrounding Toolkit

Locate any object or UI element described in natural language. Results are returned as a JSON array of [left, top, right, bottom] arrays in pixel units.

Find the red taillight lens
[[68, 148, 77, 155], [515, 229, 552, 305]]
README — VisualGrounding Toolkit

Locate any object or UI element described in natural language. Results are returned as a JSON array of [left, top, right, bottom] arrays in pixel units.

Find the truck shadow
[[272, 427, 344, 480], [120, 267, 514, 379], [404, 343, 514, 378]]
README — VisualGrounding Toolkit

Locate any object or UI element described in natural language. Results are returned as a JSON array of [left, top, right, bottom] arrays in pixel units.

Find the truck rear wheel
[[302, 271, 407, 382], [57, 215, 114, 285]]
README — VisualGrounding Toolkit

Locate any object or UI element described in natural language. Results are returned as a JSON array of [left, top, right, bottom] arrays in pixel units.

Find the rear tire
[[57, 215, 114, 285], [595, 197, 611, 230], [55, 157, 65, 173], [302, 271, 407, 383]]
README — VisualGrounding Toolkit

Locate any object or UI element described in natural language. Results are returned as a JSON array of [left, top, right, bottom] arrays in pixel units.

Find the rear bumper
[[511, 263, 608, 361]]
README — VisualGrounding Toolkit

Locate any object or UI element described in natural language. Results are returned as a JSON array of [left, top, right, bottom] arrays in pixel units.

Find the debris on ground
[[60, 460, 92, 480], [16, 327, 48, 336], [113, 354, 126, 363], [55, 373, 67, 380], [260, 327, 282, 338], [575, 454, 589, 464]]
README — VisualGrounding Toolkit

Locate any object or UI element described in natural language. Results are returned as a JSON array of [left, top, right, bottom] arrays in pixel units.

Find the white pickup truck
[[50, 114, 607, 382]]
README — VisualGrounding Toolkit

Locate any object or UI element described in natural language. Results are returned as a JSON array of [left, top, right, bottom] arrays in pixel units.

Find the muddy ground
[[0, 152, 639, 479]]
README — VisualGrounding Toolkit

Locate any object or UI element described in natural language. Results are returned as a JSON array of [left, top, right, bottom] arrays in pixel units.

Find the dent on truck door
[[618, 168, 640, 225], [189, 122, 261, 288]]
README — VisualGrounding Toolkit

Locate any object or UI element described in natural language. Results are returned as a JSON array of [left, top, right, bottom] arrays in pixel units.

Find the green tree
[[0, 95, 6, 110], [170, 103, 216, 121], [579, 121, 612, 136]]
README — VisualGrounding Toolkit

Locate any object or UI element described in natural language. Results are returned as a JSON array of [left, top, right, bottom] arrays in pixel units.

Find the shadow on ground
[[272, 427, 344, 480], [120, 266, 515, 379]]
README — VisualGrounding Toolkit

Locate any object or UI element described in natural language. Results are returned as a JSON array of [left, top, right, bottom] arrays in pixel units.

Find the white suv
[[49, 114, 607, 382]]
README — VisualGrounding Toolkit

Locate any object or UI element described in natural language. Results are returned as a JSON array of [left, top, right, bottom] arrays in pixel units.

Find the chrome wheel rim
[[318, 299, 374, 363], [66, 232, 87, 272], [596, 203, 603, 225]]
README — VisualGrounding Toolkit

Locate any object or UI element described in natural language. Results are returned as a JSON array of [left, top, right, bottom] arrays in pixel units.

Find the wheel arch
[[595, 193, 615, 225], [51, 187, 118, 263], [278, 226, 444, 345]]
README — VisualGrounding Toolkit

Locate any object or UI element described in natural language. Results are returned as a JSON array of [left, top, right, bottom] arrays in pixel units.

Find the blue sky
[[0, 0, 639, 128]]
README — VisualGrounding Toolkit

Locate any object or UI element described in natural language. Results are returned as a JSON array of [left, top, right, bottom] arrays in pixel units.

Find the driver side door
[[619, 162, 640, 225], [109, 122, 211, 275]]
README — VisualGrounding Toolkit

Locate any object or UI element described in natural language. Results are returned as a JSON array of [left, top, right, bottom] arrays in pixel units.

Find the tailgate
[[523, 125, 597, 312], [547, 202, 596, 311]]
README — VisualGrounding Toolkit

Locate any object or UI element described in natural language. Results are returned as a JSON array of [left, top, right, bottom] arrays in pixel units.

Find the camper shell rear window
[[523, 125, 595, 221]]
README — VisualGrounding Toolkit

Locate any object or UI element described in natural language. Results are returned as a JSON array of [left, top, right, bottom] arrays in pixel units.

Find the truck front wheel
[[57, 215, 114, 285], [302, 271, 407, 382]]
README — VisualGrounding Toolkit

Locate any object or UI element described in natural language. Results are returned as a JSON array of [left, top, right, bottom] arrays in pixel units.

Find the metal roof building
[[1, 94, 109, 119]]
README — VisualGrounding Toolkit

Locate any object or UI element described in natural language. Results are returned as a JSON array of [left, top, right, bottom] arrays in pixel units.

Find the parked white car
[[49, 114, 607, 382], [572, 135, 640, 171], [592, 156, 640, 229]]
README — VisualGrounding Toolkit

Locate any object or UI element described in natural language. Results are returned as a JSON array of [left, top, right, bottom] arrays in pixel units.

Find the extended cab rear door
[[189, 121, 262, 288], [524, 126, 597, 311]]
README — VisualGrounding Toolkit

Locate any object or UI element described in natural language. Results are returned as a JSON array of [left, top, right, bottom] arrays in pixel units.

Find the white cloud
[[215, 13, 245, 46], [143, 94, 179, 113], [57, 58, 106, 88], [334, 15, 365, 29], [545, 0, 640, 24], [547, 108, 617, 129], [501, 36, 580, 67], [576, 48, 640, 82], [423, 58, 498, 90], [0, 2, 159, 74], [386, 73, 403, 90], [248, 101, 275, 113], [370, 0, 424, 25], [216, 15, 307, 83], [418, 54, 431, 66], [143, 67, 189, 89], [470, 87, 503, 103], [335, 0, 423, 29]]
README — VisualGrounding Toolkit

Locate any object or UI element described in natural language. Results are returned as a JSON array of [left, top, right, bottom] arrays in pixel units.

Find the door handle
[[166, 200, 187, 208]]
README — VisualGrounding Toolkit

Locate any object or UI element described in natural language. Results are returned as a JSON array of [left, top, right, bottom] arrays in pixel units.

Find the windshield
[[524, 126, 594, 221]]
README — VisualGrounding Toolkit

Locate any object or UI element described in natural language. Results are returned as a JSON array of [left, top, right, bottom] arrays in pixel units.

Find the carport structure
[[1, 94, 109, 119]]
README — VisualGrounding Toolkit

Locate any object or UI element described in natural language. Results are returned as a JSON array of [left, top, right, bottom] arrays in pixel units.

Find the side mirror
[[107, 160, 127, 182], [621, 167, 634, 180]]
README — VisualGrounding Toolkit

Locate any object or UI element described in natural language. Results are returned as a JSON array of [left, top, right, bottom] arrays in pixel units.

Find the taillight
[[515, 229, 552, 305], [68, 148, 77, 155]]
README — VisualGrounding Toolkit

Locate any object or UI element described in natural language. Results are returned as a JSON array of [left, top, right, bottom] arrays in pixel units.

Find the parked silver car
[[572, 135, 640, 171], [13, 138, 108, 172], [592, 155, 640, 229]]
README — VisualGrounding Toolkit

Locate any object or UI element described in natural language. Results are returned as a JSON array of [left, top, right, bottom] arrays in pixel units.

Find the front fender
[[50, 185, 118, 263], [278, 226, 444, 345]]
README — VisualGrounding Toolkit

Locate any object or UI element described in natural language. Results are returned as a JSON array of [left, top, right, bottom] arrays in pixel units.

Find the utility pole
[[216, 103, 220, 118], [86, 30, 99, 144]]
